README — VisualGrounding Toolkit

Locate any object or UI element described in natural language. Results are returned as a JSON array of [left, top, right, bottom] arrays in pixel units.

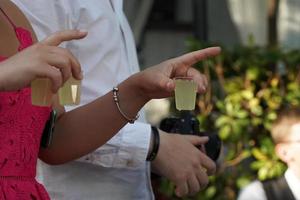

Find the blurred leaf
[[237, 176, 252, 189], [258, 167, 269, 180], [246, 67, 260, 81], [219, 125, 231, 140], [252, 148, 268, 160]]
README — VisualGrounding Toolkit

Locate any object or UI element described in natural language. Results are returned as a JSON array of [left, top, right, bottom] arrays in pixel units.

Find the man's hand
[[151, 130, 216, 197]]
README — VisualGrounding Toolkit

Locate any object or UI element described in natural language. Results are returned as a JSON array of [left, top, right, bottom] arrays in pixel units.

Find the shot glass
[[58, 77, 81, 106], [31, 78, 53, 106], [174, 77, 197, 111]]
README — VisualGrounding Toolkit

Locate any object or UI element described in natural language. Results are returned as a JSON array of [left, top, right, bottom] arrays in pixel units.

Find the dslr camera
[[159, 111, 222, 161]]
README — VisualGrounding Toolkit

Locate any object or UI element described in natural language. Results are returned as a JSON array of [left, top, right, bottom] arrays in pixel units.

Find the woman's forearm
[[39, 74, 146, 165], [38, 46, 221, 165]]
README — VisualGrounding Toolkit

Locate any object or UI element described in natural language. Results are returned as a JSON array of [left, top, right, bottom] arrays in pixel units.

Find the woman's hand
[[132, 47, 221, 101], [0, 30, 87, 92]]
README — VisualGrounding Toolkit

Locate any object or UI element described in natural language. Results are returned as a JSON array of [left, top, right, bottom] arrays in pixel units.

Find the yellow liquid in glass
[[31, 78, 53, 106], [58, 77, 81, 105], [175, 79, 197, 110]]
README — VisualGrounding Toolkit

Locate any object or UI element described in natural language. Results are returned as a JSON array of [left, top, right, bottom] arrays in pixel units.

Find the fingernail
[[79, 29, 88, 34], [203, 136, 209, 141], [79, 71, 84, 79]]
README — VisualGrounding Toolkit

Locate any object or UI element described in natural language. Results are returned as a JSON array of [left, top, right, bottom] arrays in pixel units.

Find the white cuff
[[78, 122, 151, 169]]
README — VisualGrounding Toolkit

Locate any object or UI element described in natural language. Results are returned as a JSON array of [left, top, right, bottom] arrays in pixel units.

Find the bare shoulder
[[0, 0, 37, 42]]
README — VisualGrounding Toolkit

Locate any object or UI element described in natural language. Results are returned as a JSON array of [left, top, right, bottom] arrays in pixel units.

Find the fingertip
[[201, 136, 209, 142], [207, 46, 221, 52], [214, 46, 221, 51], [175, 189, 182, 197], [196, 136, 209, 144], [72, 68, 83, 80], [166, 80, 175, 92], [195, 135, 209, 144], [211, 46, 222, 55], [79, 71, 84, 79], [78, 29, 88, 37], [198, 85, 206, 93], [79, 29, 88, 34], [76, 71, 84, 80]]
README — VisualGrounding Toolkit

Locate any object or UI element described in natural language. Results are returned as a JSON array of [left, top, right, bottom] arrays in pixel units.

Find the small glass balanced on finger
[[174, 77, 197, 111]]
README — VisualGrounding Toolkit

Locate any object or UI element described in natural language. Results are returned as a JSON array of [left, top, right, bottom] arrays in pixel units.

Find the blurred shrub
[[157, 39, 300, 200]]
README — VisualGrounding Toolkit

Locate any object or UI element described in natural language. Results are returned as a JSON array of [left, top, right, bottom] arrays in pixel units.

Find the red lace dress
[[0, 8, 51, 200]]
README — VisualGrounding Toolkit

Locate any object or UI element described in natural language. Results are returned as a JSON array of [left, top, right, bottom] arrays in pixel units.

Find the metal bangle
[[113, 87, 139, 124]]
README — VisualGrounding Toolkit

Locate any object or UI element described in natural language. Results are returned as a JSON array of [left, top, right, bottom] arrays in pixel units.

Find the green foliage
[[158, 39, 300, 200]]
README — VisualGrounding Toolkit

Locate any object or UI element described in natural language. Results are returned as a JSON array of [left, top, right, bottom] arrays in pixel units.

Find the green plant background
[[157, 38, 300, 200]]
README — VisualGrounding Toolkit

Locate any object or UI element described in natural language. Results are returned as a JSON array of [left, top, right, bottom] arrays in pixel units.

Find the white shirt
[[12, 0, 154, 199], [278, 0, 300, 49], [238, 169, 300, 200]]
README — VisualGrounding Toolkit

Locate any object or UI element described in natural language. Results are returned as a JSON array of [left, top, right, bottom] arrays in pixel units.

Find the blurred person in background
[[238, 108, 300, 200], [13, 0, 217, 199]]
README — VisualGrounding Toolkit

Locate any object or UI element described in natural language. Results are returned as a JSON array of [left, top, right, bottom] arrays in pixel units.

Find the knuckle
[[35, 51, 45, 62], [33, 44, 45, 55], [53, 72, 61, 83], [61, 48, 71, 56], [191, 158, 200, 168], [55, 47, 67, 57], [64, 71, 71, 81], [207, 162, 216, 175], [34, 43, 43, 50], [175, 174, 186, 183], [53, 31, 63, 38], [52, 68, 62, 79], [62, 57, 72, 67]]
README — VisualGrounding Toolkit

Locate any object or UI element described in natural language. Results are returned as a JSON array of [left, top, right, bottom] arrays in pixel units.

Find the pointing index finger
[[41, 30, 88, 46], [173, 47, 221, 68]]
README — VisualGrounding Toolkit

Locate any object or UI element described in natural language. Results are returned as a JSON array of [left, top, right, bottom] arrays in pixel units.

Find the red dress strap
[[0, 6, 33, 51], [0, 6, 17, 29]]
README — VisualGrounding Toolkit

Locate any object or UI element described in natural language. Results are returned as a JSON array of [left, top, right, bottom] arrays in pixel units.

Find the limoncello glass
[[174, 77, 197, 111]]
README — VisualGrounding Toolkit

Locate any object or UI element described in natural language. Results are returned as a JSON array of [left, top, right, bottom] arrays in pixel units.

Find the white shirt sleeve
[[13, 0, 152, 169], [78, 123, 151, 168], [237, 180, 267, 200], [66, 0, 152, 169]]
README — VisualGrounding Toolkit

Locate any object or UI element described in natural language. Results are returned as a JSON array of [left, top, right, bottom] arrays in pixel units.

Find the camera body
[[159, 112, 221, 161]]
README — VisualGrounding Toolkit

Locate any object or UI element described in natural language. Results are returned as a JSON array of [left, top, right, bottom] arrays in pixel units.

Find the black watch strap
[[146, 126, 160, 161]]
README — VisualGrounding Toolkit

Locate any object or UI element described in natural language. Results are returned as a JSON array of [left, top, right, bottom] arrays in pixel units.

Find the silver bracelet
[[113, 87, 139, 124]]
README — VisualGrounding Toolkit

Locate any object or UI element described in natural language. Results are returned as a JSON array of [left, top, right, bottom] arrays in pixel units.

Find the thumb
[[165, 79, 175, 92], [183, 135, 209, 146], [157, 75, 175, 93], [41, 30, 88, 46]]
